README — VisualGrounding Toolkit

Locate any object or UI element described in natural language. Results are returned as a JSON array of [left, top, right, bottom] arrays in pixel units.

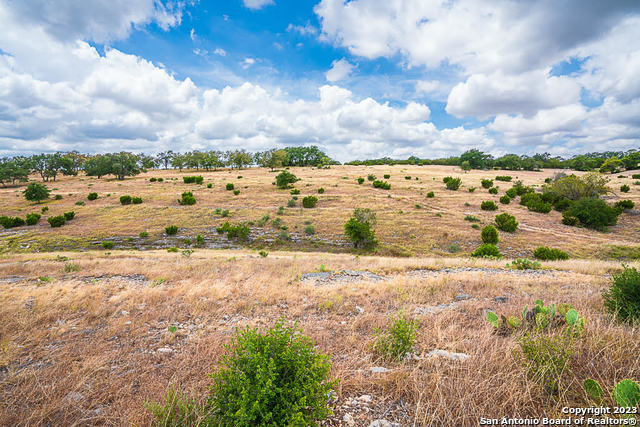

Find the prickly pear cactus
[[583, 378, 603, 402], [613, 379, 640, 408]]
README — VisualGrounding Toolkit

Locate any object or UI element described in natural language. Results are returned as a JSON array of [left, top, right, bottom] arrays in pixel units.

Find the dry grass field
[[1, 165, 639, 426]]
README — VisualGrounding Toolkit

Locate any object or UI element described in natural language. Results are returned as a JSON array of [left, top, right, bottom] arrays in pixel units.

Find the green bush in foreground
[[372, 180, 391, 190], [481, 200, 498, 211], [499, 195, 511, 204], [165, 225, 178, 235], [120, 195, 132, 205], [372, 312, 419, 362], [206, 321, 335, 426], [178, 191, 196, 205], [275, 170, 299, 189], [216, 222, 250, 240], [101, 241, 114, 250], [471, 243, 501, 258], [603, 265, 640, 324], [63, 211, 75, 220], [481, 179, 493, 189], [344, 208, 377, 250], [426, 191, 434, 198], [302, 195, 318, 208], [533, 246, 569, 261], [564, 197, 619, 231], [225, 183, 234, 191], [445, 177, 461, 190], [87, 192, 98, 200], [23, 182, 50, 203], [0, 216, 25, 228]]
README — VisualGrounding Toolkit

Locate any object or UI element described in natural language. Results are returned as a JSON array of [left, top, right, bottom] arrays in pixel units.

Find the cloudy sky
[[0, 0, 639, 162]]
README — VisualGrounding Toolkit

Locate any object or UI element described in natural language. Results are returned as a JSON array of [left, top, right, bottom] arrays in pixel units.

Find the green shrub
[[488, 187, 498, 195], [481, 179, 493, 189], [54, 194, 63, 200], [225, 183, 234, 191], [63, 211, 75, 220], [512, 180, 535, 196], [472, 224, 480, 229], [88, 192, 98, 200], [481, 200, 498, 211], [0, 216, 25, 228], [372, 180, 391, 190], [183, 176, 203, 184], [426, 191, 434, 198], [553, 197, 572, 212], [101, 241, 114, 250], [317, 187, 325, 194], [207, 321, 335, 426], [372, 312, 419, 361], [471, 243, 501, 258], [149, 177, 157, 182], [506, 188, 517, 198], [528, 198, 552, 213], [158, 178, 164, 182], [367, 174, 376, 181], [305, 224, 316, 235], [165, 225, 178, 235], [481, 225, 499, 245], [132, 197, 142, 204], [167, 247, 178, 253], [357, 177, 365, 184], [23, 182, 50, 203], [564, 197, 619, 230], [178, 191, 196, 205], [603, 266, 640, 324], [516, 332, 573, 395], [302, 196, 318, 208], [75, 201, 85, 206], [47, 215, 66, 228], [25, 213, 41, 225], [632, 174, 640, 179], [620, 184, 630, 193], [207, 183, 213, 188], [289, 188, 300, 195], [287, 198, 296, 207], [496, 175, 512, 182], [275, 170, 299, 188], [445, 177, 461, 190], [507, 258, 541, 270], [344, 208, 377, 249], [499, 195, 511, 204], [443, 176, 452, 183], [468, 187, 476, 192], [495, 213, 518, 232], [405, 176, 411, 180], [383, 174, 390, 179], [561, 212, 578, 226], [464, 215, 480, 222], [41, 206, 48, 213], [139, 231, 148, 238], [195, 234, 205, 246], [532, 246, 568, 261], [120, 195, 132, 205], [233, 189, 240, 195], [615, 199, 635, 211], [216, 222, 250, 240]]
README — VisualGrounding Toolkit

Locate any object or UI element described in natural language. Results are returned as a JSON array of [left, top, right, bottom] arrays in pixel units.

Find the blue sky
[[0, 0, 639, 161]]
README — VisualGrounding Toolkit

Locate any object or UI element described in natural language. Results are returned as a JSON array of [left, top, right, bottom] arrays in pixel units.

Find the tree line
[[346, 148, 640, 172], [0, 146, 337, 185]]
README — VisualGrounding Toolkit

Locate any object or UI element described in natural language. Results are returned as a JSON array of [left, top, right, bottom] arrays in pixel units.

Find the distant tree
[[275, 170, 299, 188], [23, 182, 50, 203], [30, 153, 74, 181], [344, 208, 377, 249], [459, 149, 493, 169], [599, 157, 624, 174], [256, 149, 289, 170], [157, 150, 174, 169], [83, 155, 112, 178], [109, 152, 143, 180], [460, 161, 472, 172], [0, 158, 29, 186], [228, 150, 253, 169], [139, 154, 158, 170]]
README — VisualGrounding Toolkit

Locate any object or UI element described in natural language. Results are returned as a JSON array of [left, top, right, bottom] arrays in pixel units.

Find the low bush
[[464, 215, 480, 222], [367, 174, 376, 181], [54, 194, 63, 200], [225, 183, 234, 191], [139, 231, 148, 238], [511, 180, 534, 196], [499, 195, 511, 204], [405, 176, 411, 180], [445, 177, 461, 190], [632, 174, 640, 179], [507, 258, 541, 270], [372, 180, 391, 190], [195, 234, 205, 246], [158, 177, 164, 182], [443, 176, 452, 183], [344, 208, 377, 249], [47, 215, 66, 228], [216, 222, 250, 240], [287, 198, 296, 207], [357, 177, 365, 184], [132, 197, 142, 204], [290, 188, 300, 195], [533, 246, 569, 261], [383, 174, 390, 179], [87, 192, 98, 200], [120, 195, 132, 205], [183, 176, 203, 184], [302, 195, 318, 208], [372, 312, 419, 361], [317, 187, 325, 194], [620, 184, 630, 193], [506, 188, 517, 198], [25, 213, 41, 225], [603, 265, 640, 324], [101, 241, 114, 250], [481, 179, 493, 189], [495, 175, 512, 182], [481, 200, 498, 210], [495, 212, 518, 232], [149, 177, 157, 182], [488, 187, 498, 194], [471, 243, 501, 258], [233, 189, 240, 195], [564, 197, 619, 230], [561, 212, 578, 226], [0, 216, 25, 228], [426, 191, 434, 198], [615, 199, 635, 211], [178, 191, 196, 205], [207, 321, 335, 425], [305, 224, 316, 235], [207, 183, 213, 188], [553, 197, 572, 212], [481, 225, 499, 245], [468, 187, 476, 192], [63, 211, 75, 220], [165, 225, 178, 235]]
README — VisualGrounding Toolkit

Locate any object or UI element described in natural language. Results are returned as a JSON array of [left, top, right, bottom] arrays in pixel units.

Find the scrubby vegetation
[[302, 196, 318, 208], [471, 243, 501, 258], [445, 177, 461, 190], [481, 225, 499, 245], [344, 208, 377, 249], [183, 176, 203, 184], [178, 192, 196, 205], [480, 200, 498, 211], [603, 266, 640, 324], [563, 198, 619, 231], [533, 246, 569, 261], [372, 312, 419, 361], [495, 213, 518, 232]]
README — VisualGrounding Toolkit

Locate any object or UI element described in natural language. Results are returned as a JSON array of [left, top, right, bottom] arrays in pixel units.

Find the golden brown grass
[[1, 165, 638, 258], [1, 250, 639, 425]]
